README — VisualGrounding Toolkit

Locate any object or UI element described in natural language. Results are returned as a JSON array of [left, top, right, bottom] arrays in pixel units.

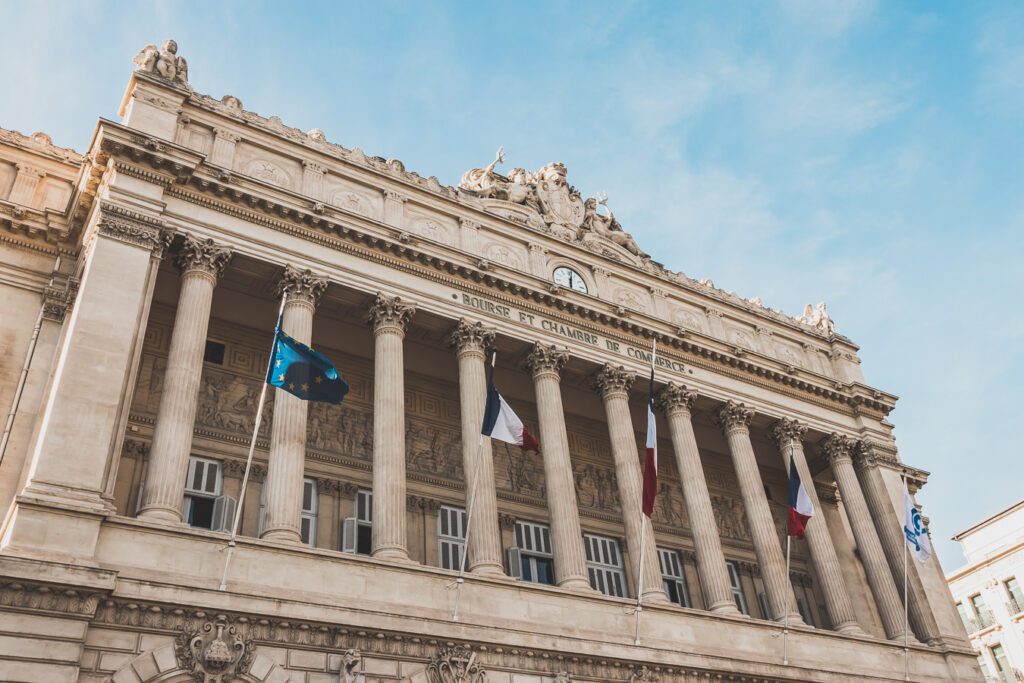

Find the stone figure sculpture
[[800, 302, 836, 336], [133, 39, 189, 87], [581, 193, 646, 257], [459, 147, 511, 199]]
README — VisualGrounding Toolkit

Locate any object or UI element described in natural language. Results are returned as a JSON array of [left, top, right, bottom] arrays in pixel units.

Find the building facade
[[0, 40, 979, 682], [948, 500, 1024, 681]]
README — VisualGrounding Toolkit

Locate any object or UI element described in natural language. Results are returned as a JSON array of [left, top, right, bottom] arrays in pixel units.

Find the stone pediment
[[459, 148, 649, 263]]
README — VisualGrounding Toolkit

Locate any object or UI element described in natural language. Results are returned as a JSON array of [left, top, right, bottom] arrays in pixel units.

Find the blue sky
[[2, 1, 1021, 571]]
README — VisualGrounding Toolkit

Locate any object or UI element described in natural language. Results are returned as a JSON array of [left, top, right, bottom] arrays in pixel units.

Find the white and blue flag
[[903, 484, 932, 563]]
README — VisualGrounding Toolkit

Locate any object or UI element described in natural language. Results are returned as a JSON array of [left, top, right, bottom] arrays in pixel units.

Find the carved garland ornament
[[96, 211, 168, 252], [425, 646, 486, 683]]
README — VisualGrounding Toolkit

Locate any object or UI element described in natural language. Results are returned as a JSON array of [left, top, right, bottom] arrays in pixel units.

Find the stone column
[[449, 320, 503, 576], [716, 402, 802, 624], [822, 434, 915, 642], [655, 384, 739, 614], [594, 365, 667, 602], [853, 441, 942, 644], [368, 293, 416, 561], [138, 237, 231, 522], [260, 268, 326, 544], [770, 419, 864, 635], [524, 343, 591, 591]]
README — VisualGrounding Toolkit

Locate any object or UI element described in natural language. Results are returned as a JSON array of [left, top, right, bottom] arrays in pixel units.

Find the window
[[300, 478, 317, 545], [726, 561, 749, 614], [991, 644, 1010, 678], [757, 591, 772, 620], [438, 505, 467, 571], [183, 457, 221, 529], [203, 340, 226, 365], [657, 548, 691, 607], [976, 654, 993, 682], [796, 595, 814, 626], [957, 602, 976, 632], [1005, 577, 1024, 614], [971, 593, 994, 629], [552, 266, 588, 294], [584, 533, 627, 598], [342, 489, 373, 555], [512, 520, 555, 585]]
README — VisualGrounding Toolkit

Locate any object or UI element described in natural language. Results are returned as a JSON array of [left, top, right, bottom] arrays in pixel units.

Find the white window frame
[[657, 548, 691, 608], [584, 533, 627, 598], [346, 489, 373, 555], [514, 520, 555, 585], [300, 477, 318, 546], [726, 561, 749, 614], [438, 505, 467, 571], [758, 591, 772, 620], [183, 457, 222, 528]]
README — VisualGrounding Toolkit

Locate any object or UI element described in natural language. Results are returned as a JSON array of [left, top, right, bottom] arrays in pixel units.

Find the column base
[[709, 599, 744, 615], [890, 631, 921, 645], [470, 562, 506, 577], [137, 505, 184, 524], [835, 621, 868, 636], [260, 527, 302, 544], [557, 576, 596, 593], [641, 588, 671, 604], [775, 612, 806, 626], [372, 546, 413, 563]]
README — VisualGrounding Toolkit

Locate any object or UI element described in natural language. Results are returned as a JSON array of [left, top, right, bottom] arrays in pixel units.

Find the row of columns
[[136, 235, 937, 642]]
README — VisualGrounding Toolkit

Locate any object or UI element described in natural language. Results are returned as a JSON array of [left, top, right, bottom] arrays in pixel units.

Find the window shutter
[[506, 547, 523, 579], [211, 495, 237, 534], [342, 517, 358, 553]]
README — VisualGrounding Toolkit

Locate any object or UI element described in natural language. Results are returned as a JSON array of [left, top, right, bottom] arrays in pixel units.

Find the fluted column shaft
[[526, 344, 591, 591], [261, 268, 326, 544], [450, 320, 503, 576], [656, 385, 739, 614], [824, 435, 914, 642], [594, 366, 666, 602], [854, 442, 942, 644], [140, 237, 230, 522], [369, 294, 416, 561], [771, 419, 863, 634], [717, 402, 802, 624]]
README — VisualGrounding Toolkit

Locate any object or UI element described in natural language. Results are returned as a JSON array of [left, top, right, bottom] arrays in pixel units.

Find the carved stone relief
[[425, 646, 486, 683], [175, 615, 255, 682]]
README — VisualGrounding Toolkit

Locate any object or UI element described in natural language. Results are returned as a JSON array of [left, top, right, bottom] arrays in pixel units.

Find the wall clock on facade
[[552, 267, 588, 294]]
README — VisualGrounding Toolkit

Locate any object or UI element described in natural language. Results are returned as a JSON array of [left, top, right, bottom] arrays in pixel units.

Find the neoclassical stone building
[[0, 40, 980, 683]]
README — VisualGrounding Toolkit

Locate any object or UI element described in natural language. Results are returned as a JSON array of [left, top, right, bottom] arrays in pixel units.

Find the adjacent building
[[0, 40, 981, 682], [948, 500, 1024, 682]]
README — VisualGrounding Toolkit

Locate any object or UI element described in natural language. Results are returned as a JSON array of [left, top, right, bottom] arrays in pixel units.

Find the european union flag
[[266, 321, 349, 404]]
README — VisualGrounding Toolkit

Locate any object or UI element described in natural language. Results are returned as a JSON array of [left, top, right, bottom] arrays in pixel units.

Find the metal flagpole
[[218, 293, 286, 592], [0, 302, 44, 467], [903, 475, 910, 682], [449, 351, 495, 621], [631, 340, 656, 646], [784, 534, 791, 666]]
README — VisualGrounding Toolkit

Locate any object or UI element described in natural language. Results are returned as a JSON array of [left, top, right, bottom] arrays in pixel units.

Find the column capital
[[816, 483, 840, 506], [851, 439, 898, 470], [276, 266, 327, 306], [368, 293, 416, 335], [384, 190, 408, 204], [770, 417, 808, 450], [654, 382, 697, 416], [593, 364, 634, 400], [95, 205, 169, 254], [448, 319, 495, 357], [524, 343, 568, 380], [715, 401, 753, 434], [175, 235, 232, 278], [821, 433, 854, 466]]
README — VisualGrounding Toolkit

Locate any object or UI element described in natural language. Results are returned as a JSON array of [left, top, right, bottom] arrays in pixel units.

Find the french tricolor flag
[[787, 453, 814, 539], [481, 355, 539, 452], [641, 351, 657, 517]]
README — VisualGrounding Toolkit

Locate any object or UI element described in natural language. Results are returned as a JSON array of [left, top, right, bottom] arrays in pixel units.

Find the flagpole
[[903, 475, 910, 682], [218, 293, 286, 592], [783, 444, 793, 666], [632, 340, 656, 646], [450, 351, 495, 621]]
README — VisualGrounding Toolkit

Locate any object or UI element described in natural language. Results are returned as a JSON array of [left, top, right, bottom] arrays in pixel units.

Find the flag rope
[[218, 293, 287, 592], [448, 351, 495, 621]]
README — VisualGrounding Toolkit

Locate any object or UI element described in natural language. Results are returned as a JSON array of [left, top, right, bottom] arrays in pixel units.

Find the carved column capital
[[175, 235, 232, 279], [821, 433, 854, 466], [367, 293, 416, 335], [815, 483, 839, 506], [448, 319, 495, 358], [42, 277, 78, 323], [770, 418, 808, 451], [524, 343, 568, 380], [276, 266, 327, 306], [715, 401, 753, 434], [654, 382, 697, 416], [593, 364, 634, 400], [212, 127, 241, 144], [95, 205, 168, 253], [383, 190, 407, 204], [302, 160, 327, 173], [498, 513, 517, 530], [458, 217, 480, 230]]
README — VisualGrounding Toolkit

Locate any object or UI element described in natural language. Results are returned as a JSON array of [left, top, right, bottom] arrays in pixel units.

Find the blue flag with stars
[[266, 319, 349, 404]]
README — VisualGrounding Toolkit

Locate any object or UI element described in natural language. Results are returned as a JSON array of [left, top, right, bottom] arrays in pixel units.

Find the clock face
[[552, 267, 588, 293]]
